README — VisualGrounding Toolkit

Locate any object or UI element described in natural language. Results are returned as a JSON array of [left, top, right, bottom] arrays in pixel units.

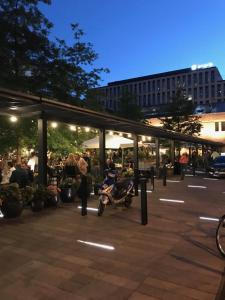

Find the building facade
[[148, 112, 225, 144], [97, 64, 225, 114]]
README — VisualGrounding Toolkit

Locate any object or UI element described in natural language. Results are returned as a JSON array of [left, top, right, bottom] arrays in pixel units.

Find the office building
[[97, 64, 225, 115]]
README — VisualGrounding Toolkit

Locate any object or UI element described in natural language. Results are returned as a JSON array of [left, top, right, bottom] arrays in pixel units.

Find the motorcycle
[[97, 170, 134, 216]]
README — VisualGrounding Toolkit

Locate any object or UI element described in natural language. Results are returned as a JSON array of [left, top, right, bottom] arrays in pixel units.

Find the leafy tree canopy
[[0, 0, 108, 104], [115, 90, 145, 122], [159, 88, 202, 136]]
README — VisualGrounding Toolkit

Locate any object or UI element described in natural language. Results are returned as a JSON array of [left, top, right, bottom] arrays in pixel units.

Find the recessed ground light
[[203, 178, 218, 181], [0, 211, 4, 218], [77, 240, 115, 250], [138, 190, 152, 193], [188, 185, 207, 189], [185, 174, 194, 177], [159, 198, 184, 203], [167, 180, 181, 183], [199, 217, 219, 222], [77, 206, 98, 212]]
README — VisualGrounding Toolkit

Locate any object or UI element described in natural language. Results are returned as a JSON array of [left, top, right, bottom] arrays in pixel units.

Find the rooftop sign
[[191, 62, 214, 71]]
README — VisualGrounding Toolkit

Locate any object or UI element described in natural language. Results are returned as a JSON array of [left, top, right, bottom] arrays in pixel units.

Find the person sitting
[[9, 163, 29, 188]]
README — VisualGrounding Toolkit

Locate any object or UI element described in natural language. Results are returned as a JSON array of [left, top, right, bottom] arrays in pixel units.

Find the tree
[[159, 88, 202, 136], [82, 89, 105, 112], [0, 116, 37, 161], [0, 0, 108, 103], [115, 90, 144, 122]]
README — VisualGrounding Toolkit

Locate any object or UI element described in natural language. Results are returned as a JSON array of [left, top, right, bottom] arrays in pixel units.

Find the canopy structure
[[0, 87, 224, 187]]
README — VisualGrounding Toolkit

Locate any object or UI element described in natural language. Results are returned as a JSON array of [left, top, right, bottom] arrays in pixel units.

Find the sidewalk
[[0, 175, 225, 299]]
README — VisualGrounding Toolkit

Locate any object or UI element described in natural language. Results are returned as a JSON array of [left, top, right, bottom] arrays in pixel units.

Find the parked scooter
[[97, 169, 134, 216]]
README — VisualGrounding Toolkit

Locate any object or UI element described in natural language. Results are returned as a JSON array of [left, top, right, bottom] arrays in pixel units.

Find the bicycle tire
[[216, 214, 225, 258]]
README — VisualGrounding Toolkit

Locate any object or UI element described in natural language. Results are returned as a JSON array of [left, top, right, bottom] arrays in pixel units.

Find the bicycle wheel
[[216, 215, 225, 258]]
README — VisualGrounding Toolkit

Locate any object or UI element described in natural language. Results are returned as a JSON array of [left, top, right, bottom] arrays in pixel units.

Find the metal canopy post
[[170, 140, 175, 165], [99, 128, 106, 178], [155, 137, 160, 176], [38, 116, 47, 186], [133, 134, 139, 196]]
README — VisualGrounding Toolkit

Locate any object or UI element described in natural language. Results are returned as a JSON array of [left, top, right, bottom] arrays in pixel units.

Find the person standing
[[179, 152, 189, 180]]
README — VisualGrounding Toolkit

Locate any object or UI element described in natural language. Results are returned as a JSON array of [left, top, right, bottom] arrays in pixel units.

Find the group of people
[[177, 148, 221, 179]]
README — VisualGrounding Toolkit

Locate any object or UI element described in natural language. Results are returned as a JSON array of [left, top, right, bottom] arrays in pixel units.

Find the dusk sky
[[40, 0, 225, 86]]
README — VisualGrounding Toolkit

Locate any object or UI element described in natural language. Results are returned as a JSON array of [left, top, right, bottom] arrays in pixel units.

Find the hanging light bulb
[[70, 125, 76, 131], [9, 116, 18, 122], [51, 122, 58, 128], [128, 133, 132, 138], [109, 131, 113, 136], [85, 127, 90, 132]]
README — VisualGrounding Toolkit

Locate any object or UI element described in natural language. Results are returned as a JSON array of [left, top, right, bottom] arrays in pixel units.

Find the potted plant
[[0, 183, 23, 218], [46, 185, 61, 207], [59, 177, 80, 202], [31, 186, 47, 212]]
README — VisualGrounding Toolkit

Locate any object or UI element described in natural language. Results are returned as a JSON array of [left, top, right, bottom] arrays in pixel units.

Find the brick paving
[[0, 175, 225, 299]]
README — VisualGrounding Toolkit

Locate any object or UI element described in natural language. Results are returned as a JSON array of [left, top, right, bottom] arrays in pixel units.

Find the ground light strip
[[203, 178, 219, 181], [199, 216, 219, 222], [77, 240, 115, 250], [77, 206, 98, 212], [159, 198, 184, 203], [167, 180, 181, 183], [185, 174, 194, 177], [188, 185, 207, 189], [138, 189, 152, 193]]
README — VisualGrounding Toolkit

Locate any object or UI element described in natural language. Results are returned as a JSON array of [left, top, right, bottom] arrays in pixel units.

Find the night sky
[[40, 0, 225, 85]]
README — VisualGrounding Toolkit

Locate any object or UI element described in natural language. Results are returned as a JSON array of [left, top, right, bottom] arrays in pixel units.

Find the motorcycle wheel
[[98, 200, 105, 216], [124, 195, 132, 208]]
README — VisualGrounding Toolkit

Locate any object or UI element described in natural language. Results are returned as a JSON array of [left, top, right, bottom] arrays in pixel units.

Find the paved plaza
[[0, 175, 225, 300]]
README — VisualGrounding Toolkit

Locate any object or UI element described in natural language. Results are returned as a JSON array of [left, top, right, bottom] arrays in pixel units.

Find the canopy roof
[[0, 87, 223, 147]]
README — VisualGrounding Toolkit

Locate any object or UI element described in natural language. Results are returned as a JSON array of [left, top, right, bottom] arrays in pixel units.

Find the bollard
[[162, 165, 167, 186], [134, 168, 139, 196], [77, 175, 88, 216], [140, 178, 148, 225], [150, 166, 155, 191], [180, 165, 185, 180]]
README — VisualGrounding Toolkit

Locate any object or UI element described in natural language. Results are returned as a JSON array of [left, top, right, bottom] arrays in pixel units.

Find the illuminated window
[[221, 122, 225, 131], [215, 122, 219, 131]]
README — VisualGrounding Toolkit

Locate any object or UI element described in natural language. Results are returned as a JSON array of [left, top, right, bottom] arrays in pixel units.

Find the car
[[208, 156, 225, 178]]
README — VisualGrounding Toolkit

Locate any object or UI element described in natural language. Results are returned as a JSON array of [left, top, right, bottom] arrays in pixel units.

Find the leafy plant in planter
[[59, 177, 81, 202], [0, 183, 23, 218], [21, 186, 35, 207], [31, 186, 47, 212], [46, 185, 61, 207]]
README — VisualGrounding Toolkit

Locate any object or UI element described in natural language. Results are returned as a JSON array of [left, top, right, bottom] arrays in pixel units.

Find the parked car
[[208, 156, 225, 178]]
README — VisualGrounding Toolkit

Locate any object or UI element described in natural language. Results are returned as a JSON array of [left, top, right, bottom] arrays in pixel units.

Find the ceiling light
[[51, 122, 58, 128], [10, 116, 18, 122]]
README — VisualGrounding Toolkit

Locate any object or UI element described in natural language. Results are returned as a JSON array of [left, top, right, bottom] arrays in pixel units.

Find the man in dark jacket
[[9, 164, 29, 188]]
